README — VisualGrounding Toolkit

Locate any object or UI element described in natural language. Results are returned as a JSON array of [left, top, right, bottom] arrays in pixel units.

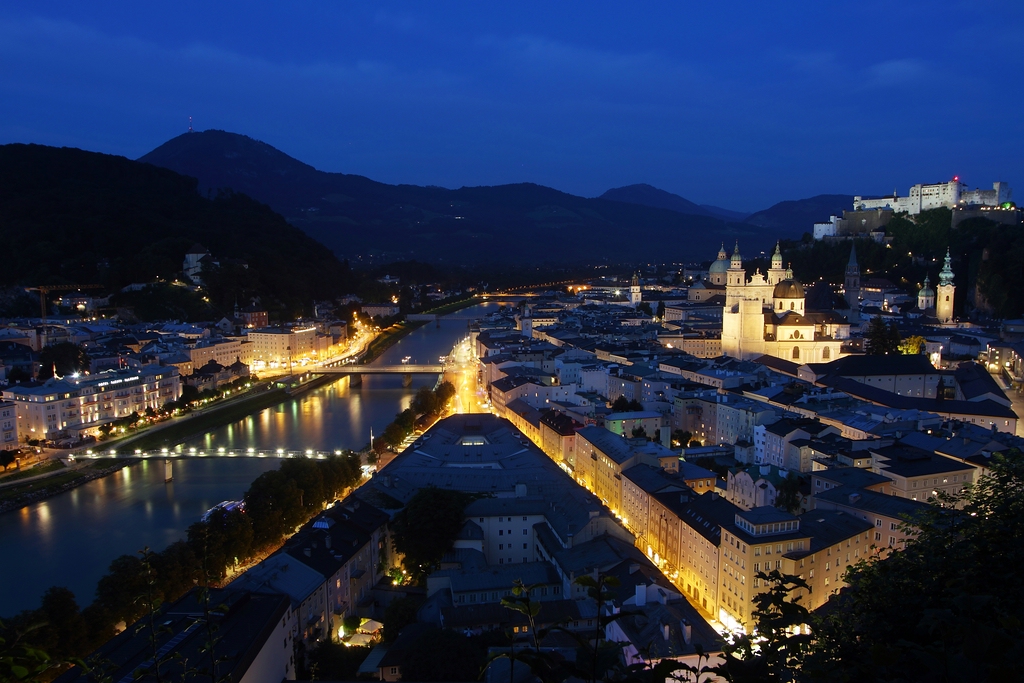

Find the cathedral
[[720, 242, 848, 362]]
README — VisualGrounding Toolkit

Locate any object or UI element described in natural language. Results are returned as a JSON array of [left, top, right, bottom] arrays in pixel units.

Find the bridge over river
[[312, 364, 443, 374]]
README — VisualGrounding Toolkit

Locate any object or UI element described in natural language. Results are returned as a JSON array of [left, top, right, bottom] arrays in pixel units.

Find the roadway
[[444, 334, 487, 415]]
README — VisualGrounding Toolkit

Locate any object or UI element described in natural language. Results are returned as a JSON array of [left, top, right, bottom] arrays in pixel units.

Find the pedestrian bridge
[[81, 446, 350, 460]]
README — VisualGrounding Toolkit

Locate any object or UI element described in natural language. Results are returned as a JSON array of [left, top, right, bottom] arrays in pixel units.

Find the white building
[[854, 179, 1011, 216], [813, 215, 840, 239], [247, 327, 318, 367], [720, 242, 847, 363], [3, 366, 181, 441], [0, 401, 18, 449]]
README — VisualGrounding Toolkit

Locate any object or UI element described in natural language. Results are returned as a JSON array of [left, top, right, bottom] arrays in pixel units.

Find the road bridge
[[312, 364, 443, 374]]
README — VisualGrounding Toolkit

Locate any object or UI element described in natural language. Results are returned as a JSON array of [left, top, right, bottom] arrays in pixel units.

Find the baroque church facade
[[720, 242, 848, 362]]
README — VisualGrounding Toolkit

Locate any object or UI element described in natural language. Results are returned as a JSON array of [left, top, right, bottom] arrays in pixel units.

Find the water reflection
[[0, 303, 502, 617]]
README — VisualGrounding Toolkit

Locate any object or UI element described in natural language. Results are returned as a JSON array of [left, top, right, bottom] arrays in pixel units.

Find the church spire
[[730, 240, 742, 268], [938, 248, 955, 286], [771, 242, 783, 269], [846, 243, 859, 273]]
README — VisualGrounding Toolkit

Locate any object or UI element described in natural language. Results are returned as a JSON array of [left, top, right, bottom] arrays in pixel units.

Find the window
[[875, 519, 882, 527], [792, 347, 800, 359], [499, 530, 503, 536], [523, 529, 528, 535], [523, 543, 528, 549], [499, 543, 504, 549]]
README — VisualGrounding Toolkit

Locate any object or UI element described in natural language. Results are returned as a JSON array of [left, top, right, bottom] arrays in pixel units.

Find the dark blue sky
[[1, 2, 1020, 211]]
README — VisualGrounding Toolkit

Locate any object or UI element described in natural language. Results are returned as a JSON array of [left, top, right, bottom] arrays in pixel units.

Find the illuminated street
[[444, 335, 487, 415]]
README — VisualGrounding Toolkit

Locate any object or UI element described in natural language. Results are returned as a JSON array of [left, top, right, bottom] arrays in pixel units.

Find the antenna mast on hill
[[188, 116, 193, 133]]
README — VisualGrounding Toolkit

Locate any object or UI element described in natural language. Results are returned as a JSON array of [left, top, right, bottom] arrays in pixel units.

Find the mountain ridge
[[139, 130, 779, 265], [0, 142, 355, 317]]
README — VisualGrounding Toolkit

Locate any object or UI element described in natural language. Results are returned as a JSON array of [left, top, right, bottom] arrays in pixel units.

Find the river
[[0, 302, 500, 616]]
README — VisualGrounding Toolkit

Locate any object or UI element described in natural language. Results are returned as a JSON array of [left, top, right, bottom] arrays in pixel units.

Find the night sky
[[1, 2, 1020, 212]]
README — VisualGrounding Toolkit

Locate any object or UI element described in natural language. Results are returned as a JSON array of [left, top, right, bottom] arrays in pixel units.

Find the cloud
[[864, 58, 928, 87]]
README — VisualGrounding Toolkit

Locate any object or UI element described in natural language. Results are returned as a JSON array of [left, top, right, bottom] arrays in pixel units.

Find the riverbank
[[125, 387, 292, 452], [419, 295, 480, 316], [361, 320, 429, 364], [0, 458, 130, 514]]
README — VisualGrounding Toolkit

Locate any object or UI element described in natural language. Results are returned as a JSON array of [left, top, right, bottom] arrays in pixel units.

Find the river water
[[0, 303, 499, 616]]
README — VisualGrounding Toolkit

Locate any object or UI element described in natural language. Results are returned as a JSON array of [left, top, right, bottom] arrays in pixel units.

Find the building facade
[[3, 366, 181, 440], [721, 243, 845, 362]]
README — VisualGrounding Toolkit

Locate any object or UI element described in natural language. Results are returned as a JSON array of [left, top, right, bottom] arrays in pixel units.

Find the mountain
[[597, 184, 726, 218], [743, 194, 854, 236], [700, 204, 749, 222], [139, 131, 772, 265], [0, 143, 355, 317]]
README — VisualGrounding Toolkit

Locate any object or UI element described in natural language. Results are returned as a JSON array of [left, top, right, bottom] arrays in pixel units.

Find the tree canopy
[[390, 487, 476, 580], [865, 315, 900, 355]]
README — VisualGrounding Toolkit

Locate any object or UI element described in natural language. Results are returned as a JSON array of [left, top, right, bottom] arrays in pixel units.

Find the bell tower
[[630, 272, 641, 307], [936, 248, 955, 323]]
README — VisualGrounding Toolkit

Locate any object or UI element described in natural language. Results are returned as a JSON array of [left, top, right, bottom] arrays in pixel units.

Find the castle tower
[[936, 248, 955, 323], [917, 275, 935, 311], [630, 272, 641, 306]]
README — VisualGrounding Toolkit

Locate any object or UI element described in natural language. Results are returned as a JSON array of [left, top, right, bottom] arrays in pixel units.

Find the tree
[[611, 395, 631, 412], [400, 627, 485, 682], [671, 430, 692, 448], [803, 453, 1024, 682], [865, 315, 899, 355], [306, 642, 372, 681], [382, 596, 422, 643], [37, 343, 89, 379], [899, 334, 927, 355], [637, 301, 653, 317], [775, 472, 803, 513], [631, 425, 647, 439], [391, 487, 475, 580], [656, 300, 666, 320], [0, 450, 17, 471], [34, 587, 88, 660], [0, 620, 51, 683], [713, 571, 812, 682]]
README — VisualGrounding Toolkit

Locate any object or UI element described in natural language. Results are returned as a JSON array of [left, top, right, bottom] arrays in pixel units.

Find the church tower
[[727, 241, 745, 286], [630, 272, 641, 306], [936, 248, 955, 323], [844, 243, 861, 306], [767, 242, 787, 286], [917, 275, 935, 311]]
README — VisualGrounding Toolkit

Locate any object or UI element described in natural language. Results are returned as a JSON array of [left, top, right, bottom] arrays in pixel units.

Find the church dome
[[921, 274, 937, 296], [773, 279, 805, 299], [709, 257, 730, 276]]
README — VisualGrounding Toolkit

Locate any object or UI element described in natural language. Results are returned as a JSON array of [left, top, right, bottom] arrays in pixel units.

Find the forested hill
[[139, 130, 770, 264], [0, 144, 355, 316]]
